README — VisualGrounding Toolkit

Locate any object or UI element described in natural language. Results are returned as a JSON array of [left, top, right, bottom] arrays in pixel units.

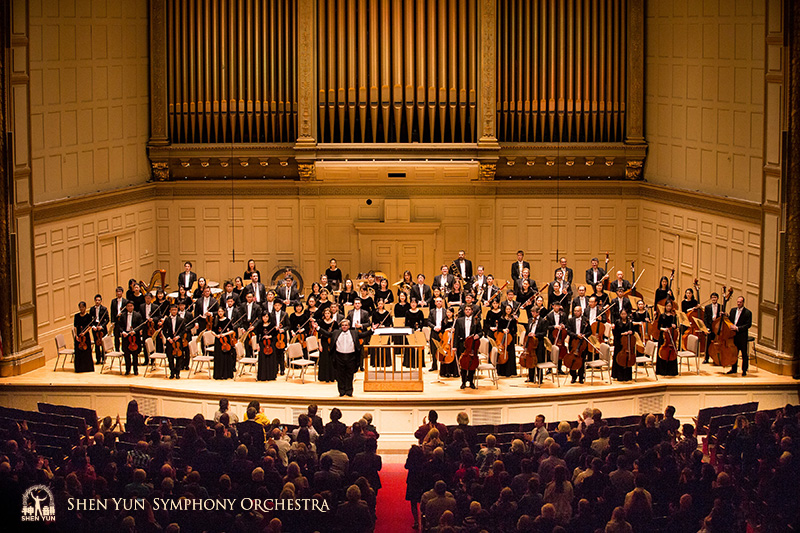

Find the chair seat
[[289, 359, 314, 366], [536, 362, 557, 369], [193, 355, 213, 362], [677, 350, 696, 357], [106, 351, 123, 358], [150, 353, 167, 359], [635, 356, 651, 363], [59, 349, 75, 355], [477, 363, 495, 371], [239, 357, 258, 365], [586, 360, 608, 368]]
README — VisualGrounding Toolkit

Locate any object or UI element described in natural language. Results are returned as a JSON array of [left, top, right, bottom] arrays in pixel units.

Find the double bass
[[708, 287, 738, 367], [681, 279, 707, 352], [458, 334, 480, 371], [624, 261, 645, 301]]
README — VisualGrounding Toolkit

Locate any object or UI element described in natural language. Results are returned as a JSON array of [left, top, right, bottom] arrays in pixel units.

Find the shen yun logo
[[21, 485, 56, 522]]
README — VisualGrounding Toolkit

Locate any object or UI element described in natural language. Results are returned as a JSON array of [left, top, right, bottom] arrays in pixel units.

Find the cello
[[708, 287, 738, 367], [615, 326, 638, 368], [601, 252, 611, 292], [437, 327, 456, 365], [518, 333, 538, 369], [551, 323, 568, 364], [657, 302, 679, 362], [459, 334, 480, 371], [563, 334, 588, 371], [681, 279, 707, 352]]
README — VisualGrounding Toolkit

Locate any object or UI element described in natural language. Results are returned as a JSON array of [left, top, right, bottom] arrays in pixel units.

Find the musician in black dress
[[656, 300, 679, 376], [325, 258, 343, 292], [212, 307, 235, 380], [403, 299, 425, 368], [630, 300, 650, 342], [315, 290, 332, 320], [516, 279, 536, 322], [244, 259, 261, 282], [232, 276, 246, 299], [592, 282, 610, 309], [612, 309, 634, 382], [680, 288, 700, 345], [119, 301, 143, 376], [289, 303, 311, 351], [193, 277, 209, 299], [375, 278, 395, 305], [339, 279, 357, 305], [161, 304, 184, 379], [256, 312, 278, 381], [90, 294, 109, 364], [394, 291, 410, 318], [73, 302, 94, 373], [496, 304, 517, 377], [177, 299, 193, 369], [447, 280, 464, 306], [438, 308, 459, 378], [316, 307, 338, 382], [371, 299, 392, 367], [307, 282, 323, 305], [455, 304, 482, 389], [128, 282, 146, 312], [358, 286, 375, 314], [655, 276, 674, 304]]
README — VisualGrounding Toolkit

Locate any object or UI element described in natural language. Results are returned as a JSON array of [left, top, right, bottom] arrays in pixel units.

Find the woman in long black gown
[[496, 304, 518, 377], [655, 276, 675, 305], [394, 291, 410, 319], [316, 307, 338, 382], [403, 299, 425, 368], [289, 303, 311, 343], [612, 309, 634, 382], [483, 299, 502, 337], [193, 277, 208, 300], [338, 279, 357, 305], [315, 290, 332, 321], [256, 313, 278, 381], [593, 282, 610, 309], [325, 259, 343, 292], [630, 299, 650, 342], [447, 281, 463, 306], [73, 302, 94, 373], [438, 307, 459, 378], [655, 300, 679, 376], [232, 276, 246, 299], [213, 307, 235, 379]]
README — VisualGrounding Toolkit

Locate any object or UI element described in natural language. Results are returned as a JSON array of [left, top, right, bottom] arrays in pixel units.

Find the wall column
[[625, 0, 645, 145], [148, 0, 170, 181], [0, 0, 44, 374], [476, 0, 498, 181], [295, 0, 317, 178]]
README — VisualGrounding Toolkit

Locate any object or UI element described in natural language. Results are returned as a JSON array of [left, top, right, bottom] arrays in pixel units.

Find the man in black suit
[[278, 276, 300, 308], [193, 286, 219, 331], [347, 299, 372, 342], [726, 296, 752, 376], [483, 275, 502, 305], [610, 287, 633, 322], [511, 250, 530, 281], [91, 294, 109, 364], [220, 280, 240, 307], [222, 295, 240, 323], [555, 257, 574, 286], [546, 300, 568, 374], [514, 267, 538, 294], [178, 261, 197, 292], [703, 292, 721, 363], [471, 265, 487, 295], [454, 304, 482, 389], [119, 301, 144, 375], [571, 286, 590, 316], [433, 265, 455, 295], [269, 299, 289, 375], [177, 299, 193, 369], [609, 271, 632, 293], [427, 297, 448, 373], [239, 291, 263, 358], [242, 272, 265, 305], [238, 406, 266, 458], [566, 306, 591, 383], [109, 286, 127, 350], [451, 250, 474, 286], [161, 304, 184, 379], [319, 319, 370, 396], [585, 257, 607, 287], [413, 274, 432, 307]]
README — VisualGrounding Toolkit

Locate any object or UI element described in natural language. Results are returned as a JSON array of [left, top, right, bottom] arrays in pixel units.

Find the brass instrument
[[140, 269, 168, 294]]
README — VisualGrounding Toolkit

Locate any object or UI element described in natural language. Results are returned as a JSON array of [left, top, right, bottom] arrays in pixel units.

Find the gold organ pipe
[[458, 0, 466, 141], [565, 0, 574, 142], [404, 0, 414, 142], [447, 0, 456, 140], [358, 0, 367, 142], [253, 0, 261, 141], [317, 0, 326, 141], [426, 0, 436, 141], [620, 0, 627, 137], [415, 0, 426, 141], [181, 0, 189, 140], [368, 0, 378, 141], [391, 0, 402, 142], [499, 0, 507, 140], [195, 0, 203, 140], [326, 0, 335, 141], [467, 0, 476, 142], [380, 0, 390, 141], [277, 0, 285, 141], [522, 0, 530, 141], [245, 0, 253, 140], [347, 0, 357, 140], [437, 0, 446, 142]]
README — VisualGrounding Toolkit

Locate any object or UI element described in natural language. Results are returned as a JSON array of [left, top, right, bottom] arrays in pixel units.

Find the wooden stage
[[1, 360, 797, 451]]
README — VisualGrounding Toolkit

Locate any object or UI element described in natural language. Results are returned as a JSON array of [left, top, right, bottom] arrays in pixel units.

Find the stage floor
[[1, 360, 798, 451]]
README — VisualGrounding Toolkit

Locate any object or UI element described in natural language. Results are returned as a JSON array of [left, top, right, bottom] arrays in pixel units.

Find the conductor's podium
[[363, 327, 425, 392]]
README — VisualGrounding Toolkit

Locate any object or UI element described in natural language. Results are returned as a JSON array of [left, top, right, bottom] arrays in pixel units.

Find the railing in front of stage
[[363, 327, 425, 392]]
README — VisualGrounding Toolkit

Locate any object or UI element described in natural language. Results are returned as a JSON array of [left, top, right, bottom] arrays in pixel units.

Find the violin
[[681, 278, 707, 352], [563, 335, 588, 371], [275, 327, 286, 349], [76, 320, 92, 351], [125, 321, 147, 352], [92, 309, 107, 343], [459, 334, 480, 371], [708, 287, 737, 367], [616, 327, 638, 368], [437, 328, 456, 364], [290, 315, 313, 348], [146, 317, 156, 337], [657, 314, 679, 362]]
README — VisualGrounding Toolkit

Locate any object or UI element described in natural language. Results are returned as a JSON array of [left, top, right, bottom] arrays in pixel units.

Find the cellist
[[567, 305, 591, 384], [427, 298, 451, 376], [630, 299, 650, 342], [496, 304, 518, 378], [455, 303, 482, 389], [612, 309, 635, 382], [656, 300, 679, 376], [725, 296, 753, 377], [680, 288, 701, 349], [546, 298, 568, 375], [703, 292, 721, 364], [525, 307, 549, 383], [439, 307, 459, 378]]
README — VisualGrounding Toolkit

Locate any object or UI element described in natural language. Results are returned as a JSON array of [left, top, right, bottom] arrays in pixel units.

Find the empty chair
[[305, 335, 321, 381], [285, 342, 314, 383], [476, 337, 499, 389], [635, 340, 659, 381], [54, 334, 75, 371], [189, 337, 213, 378], [236, 340, 258, 379], [201, 330, 216, 358], [536, 345, 561, 387], [143, 338, 168, 378], [101, 336, 124, 374], [677, 334, 701, 374], [586, 343, 612, 384]]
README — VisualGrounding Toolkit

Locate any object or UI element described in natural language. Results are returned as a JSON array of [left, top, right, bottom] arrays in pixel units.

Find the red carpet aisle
[[375, 462, 414, 533]]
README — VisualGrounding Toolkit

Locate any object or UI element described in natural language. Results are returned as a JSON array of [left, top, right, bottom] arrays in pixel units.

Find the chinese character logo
[[21, 485, 55, 522]]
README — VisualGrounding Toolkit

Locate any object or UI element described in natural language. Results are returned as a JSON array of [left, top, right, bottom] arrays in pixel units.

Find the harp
[[140, 269, 168, 294]]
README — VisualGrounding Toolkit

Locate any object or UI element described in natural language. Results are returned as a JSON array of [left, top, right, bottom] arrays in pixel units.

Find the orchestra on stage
[[68, 252, 754, 393]]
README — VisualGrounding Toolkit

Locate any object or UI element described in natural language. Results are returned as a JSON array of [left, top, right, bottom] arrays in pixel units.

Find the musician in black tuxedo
[[610, 288, 633, 323], [585, 257, 607, 287], [109, 286, 127, 350], [269, 300, 290, 375], [161, 304, 184, 379], [454, 304, 482, 389], [413, 274, 432, 307], [278, 277, 300, 308], [222, 296, 240, 324], [427, 298, 448, 373], [546, 300, 568, 374], [609, 271, 632, 293], [703, 292, 721, 363], [176, 300, 193, 369], [566, 306, 591, 383], [471, 265, 487, 296], [526, 307, 548, 383], [317, 319, 371, 397], [514, 267, 538, 294], [239, 292, 263, 359], [245, 272, 268, 306], [511, 250, 530, 281], [90, 294, 109, 364], [451, 250, 474, 285], [555, 257, 574, 286], [193, 286, 219, 331], [119, 301, 144, 375], [178, 261, 198, 292], [220, 280, 241, 307], [726, 296, 753, 376], [483, 275, 502, 305], [571, 286, 591, 316], [347, 299, 372, 371], [433, 265, 455, 294]]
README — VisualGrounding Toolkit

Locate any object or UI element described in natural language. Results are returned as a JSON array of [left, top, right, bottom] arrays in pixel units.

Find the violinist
[[566, 305, 590, 383], [194, 285, 219, 332], [315, 306, 338, 383], [496, 304, 518, 377], [726, 296, 752, 376], [484, 298, 503, 336], [348, 298, 372, 334], [546, 300, 568, 375], [571, 286, 590, 316], [585, 296, 604, 326], [240, 292, 262, 358], [307, 282, 323, 305], [325, 258, 343, 292], [212, 307, 235, 380], [612, 309, 634, 382], [459, 292, 481, 319], [630, 300, 650, 341], [427, 298, 447, 373], [375, 278, 395, 304], [483, 275, 501, 304], [73, 301, 94, 373], [289, 302, 311, 345], [193, 277, 209, 299], [656, 300, 679, 376], [220, 280, 240, 307], [548, 281, 568, 310], [307, 296, 320, 322], [610, 287, 633, 323], [223, 295, 239, 323], [703, 292, 721, 364], [505, 289, 521, 314], [455, 303, 482, 389], [525, 307, 548, 383], [161, 304, 184, 379], [91, 294, 109, 365], [531, 295, 546, 318], [153, 290, 169, 353], [592, 282, 610, 308], [110, 286, 127, 351], [585, 257, 607, 287], [655, 276, 674, 304], [268, 299, 289, 376], [119, 300, 143, 376], [339, 279, 357, 305], [176, 299, 193, 370]]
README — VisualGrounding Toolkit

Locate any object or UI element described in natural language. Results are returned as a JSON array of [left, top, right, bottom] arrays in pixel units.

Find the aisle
[[375, 462, 415, 533]]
